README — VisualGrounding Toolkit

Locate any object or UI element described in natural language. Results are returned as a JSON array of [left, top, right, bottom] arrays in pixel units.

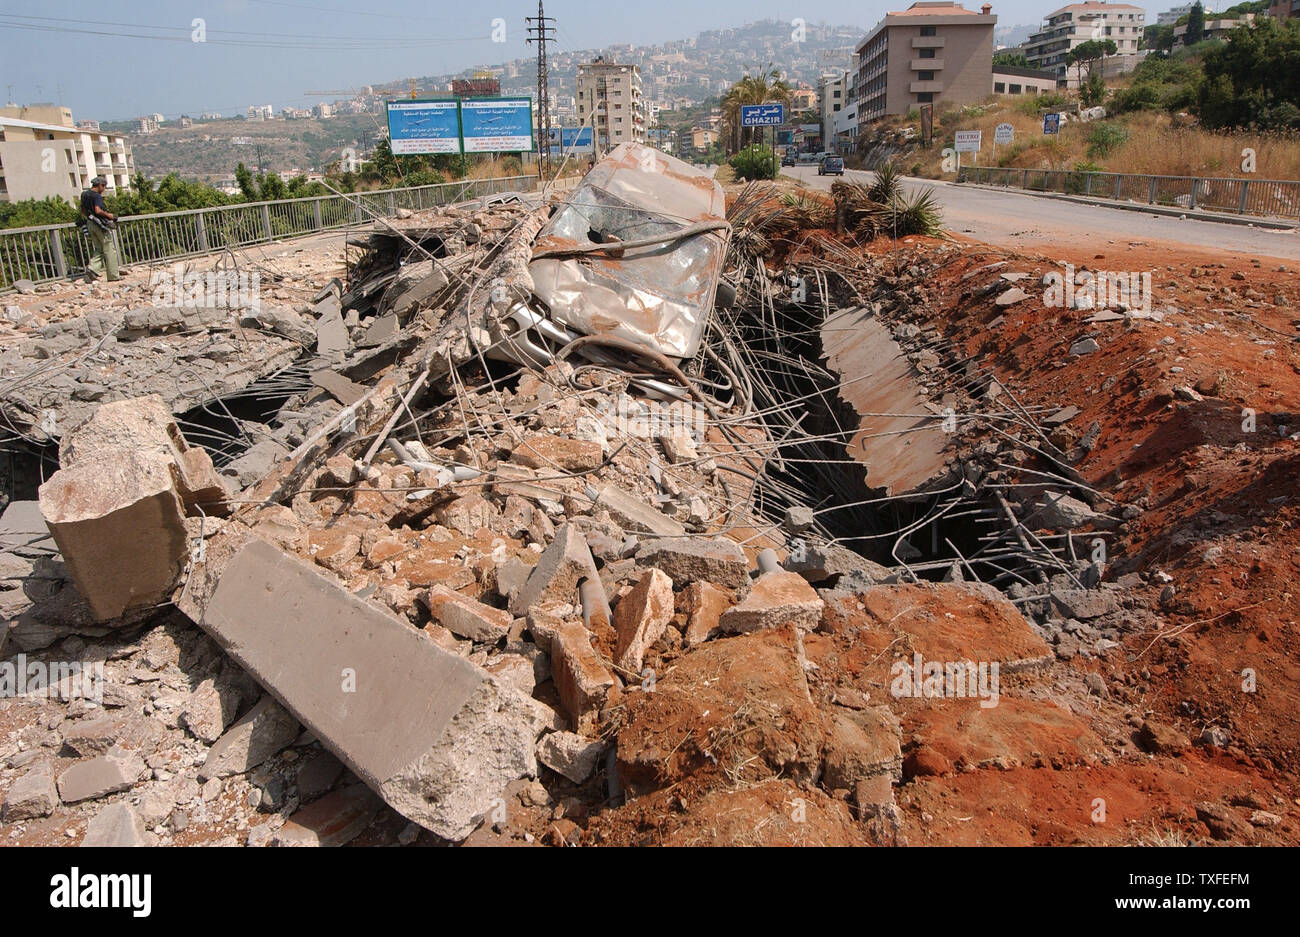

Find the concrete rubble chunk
[[1051, 588, 1120, 621], [719, 570, 824, 634], [1035, 491, 1106, 530], [784, 541, 891, 584], [272, 784, 382, 847], [2, 764, 59, 821], [200, 695, 301, 780], [595, 485, 686, 537], [537, 731, 605, 783], [634, 536, 749, 589], [822, 708, 903, 790], [510, 435, 604, 473], [39, 449, 188, 621], [613, 568, 674, 673], [190, 537, 540, 841], [510, 522, 601, 616], [181, 677, 240, 743], [57, 748, 147, 804], [420, 585, 512, 643], [81, 802, 148, 847], [680, 580, 730, 647], [550, 621, 617, 736]]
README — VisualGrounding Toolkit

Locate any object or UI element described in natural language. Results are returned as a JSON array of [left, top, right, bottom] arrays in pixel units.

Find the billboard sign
[[386, 99, 461, 155], [1043, 113, 1061, 135], [460, 97, 534, 152], [452, 77, 500, 98], [741, 103, 785, 127], [547, 127, 593, 152], [994, 122, 1014, 145], [954, 129, 982, 153]]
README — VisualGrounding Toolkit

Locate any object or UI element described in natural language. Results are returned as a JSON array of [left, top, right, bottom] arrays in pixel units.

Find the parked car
[[818, 155, 845, 176], [781, 152, 796, 167]]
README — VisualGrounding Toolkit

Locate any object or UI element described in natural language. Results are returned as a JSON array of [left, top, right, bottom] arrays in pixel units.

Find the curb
[[953, 182, 1298, 232]]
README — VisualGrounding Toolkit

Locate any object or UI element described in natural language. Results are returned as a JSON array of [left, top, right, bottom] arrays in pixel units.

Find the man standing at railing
[[78, 176, 121, 282]]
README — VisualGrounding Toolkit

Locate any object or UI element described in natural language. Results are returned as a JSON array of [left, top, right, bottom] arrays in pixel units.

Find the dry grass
[[892, 98, 1300, 181]]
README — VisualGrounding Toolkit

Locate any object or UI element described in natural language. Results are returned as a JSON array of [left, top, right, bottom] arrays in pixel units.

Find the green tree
[[1197, 17, 1300, 129], [993, 51, 1029, 68], [235, 162, 259, 201], [1066, 38, 1119, 90], [719, 65, 791, 154], [1185, 2, 1206, 45]]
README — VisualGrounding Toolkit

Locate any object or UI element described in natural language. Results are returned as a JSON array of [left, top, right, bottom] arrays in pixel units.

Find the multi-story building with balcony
[[1023, 2, 1145, 84], [855, 1, 998, 124], [0, 105, 134, 204], [576, 58, 646, 153]]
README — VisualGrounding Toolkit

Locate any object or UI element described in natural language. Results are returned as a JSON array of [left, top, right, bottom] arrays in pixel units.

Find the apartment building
[[855, 2, 998, 124], [0, 105, 134, 204], [576, 58, 646, 153], [1174, 11, 1256, 40], [1268, 0, 1299, 18], [992, 65, 1059, 95], [819, 70, 850, 144], [1156, 5, 1213, 26], [1023, 2, 1145, 82]]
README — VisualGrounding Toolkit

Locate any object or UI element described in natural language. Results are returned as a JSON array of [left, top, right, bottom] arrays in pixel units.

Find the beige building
[[0, 106, 134, 205], [855, 2, 997, 123], [992, 65, 1059, 95], [1174, 12, 1256, 41], [576, 58, 646, 154], [1023, 3, 1145, 82]]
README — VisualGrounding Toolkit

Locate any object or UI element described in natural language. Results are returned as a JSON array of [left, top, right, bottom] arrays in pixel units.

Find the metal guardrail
[[958, 166, 1300, 221], [0, 175, 539, 290]]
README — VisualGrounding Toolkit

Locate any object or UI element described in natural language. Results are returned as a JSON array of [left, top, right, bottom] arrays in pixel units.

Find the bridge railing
[[0, 175, 539, 290], [957, 166, 1300, 221]]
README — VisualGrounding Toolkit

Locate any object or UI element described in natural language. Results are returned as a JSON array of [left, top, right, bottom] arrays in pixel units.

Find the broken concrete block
[[1035, 492, 1105, 530], [222, 439, 290, 488], [272, 784, 382, 847], [39, 450, 188, 621], [550, 621, 616, 736], [1051, 588, 1120, 621], [57, 749, 146, 803], [190, 537, 540, 841], [784, 542, 892, 585], [822, 709, 902, 790], [181, 677, 240, 743], [660, 433, 698, 465], [680, 580, 730, 647], [537, 731, 604, 783], [595, 485, 686, 536], [634, 536, 748, 589], [2, 764, 59, 821], [510, 435, 604, 473], [510, 523, 600, 616], [612, 568, 674, 673], [719, 571, 824, 634], [199, 695, 301, 780], [245, 306, 316, 346], [419, 585, 512, 643], [81, 802, 147, 847]]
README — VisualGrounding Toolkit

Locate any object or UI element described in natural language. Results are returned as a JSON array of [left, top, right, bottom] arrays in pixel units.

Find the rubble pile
[[2, 145, 1295, 847]]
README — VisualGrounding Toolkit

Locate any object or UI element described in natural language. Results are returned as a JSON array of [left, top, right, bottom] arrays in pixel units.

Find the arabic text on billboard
[[547, 127, 593, 151], [387, 100, 461, 155], [461, 98, 534, 153], [741, 104, 785, 127]]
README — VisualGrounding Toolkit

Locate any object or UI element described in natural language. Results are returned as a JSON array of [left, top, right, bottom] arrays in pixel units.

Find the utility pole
[[525, 1, 556, 179]]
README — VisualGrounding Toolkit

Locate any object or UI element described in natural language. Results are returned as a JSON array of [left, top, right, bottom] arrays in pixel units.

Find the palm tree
[[719, 64, 791, 155]]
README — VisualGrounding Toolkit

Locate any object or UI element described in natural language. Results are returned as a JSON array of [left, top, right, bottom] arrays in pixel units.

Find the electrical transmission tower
[[525, 1, 557, 179]]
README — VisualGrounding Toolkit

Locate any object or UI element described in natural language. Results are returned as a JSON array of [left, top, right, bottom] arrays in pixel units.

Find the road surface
[[783, 165, 1300, 262]]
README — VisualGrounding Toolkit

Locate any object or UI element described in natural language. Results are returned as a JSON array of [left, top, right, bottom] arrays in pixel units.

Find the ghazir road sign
[[1043, 113, 1061, 135], [994, 122, 1014, 145], [741, 103, 785, 127], [954, 129, 982, 153], [387, 99, 461, 155]]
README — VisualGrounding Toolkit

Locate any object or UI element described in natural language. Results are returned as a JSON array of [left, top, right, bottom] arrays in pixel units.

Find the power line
[[526, 1, 557, 180]]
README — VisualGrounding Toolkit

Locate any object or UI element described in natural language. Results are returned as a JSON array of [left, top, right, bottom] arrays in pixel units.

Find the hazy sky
[[0, 1, 1149, 120]]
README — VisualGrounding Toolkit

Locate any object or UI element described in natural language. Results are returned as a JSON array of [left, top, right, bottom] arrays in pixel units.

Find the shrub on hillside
[[729, 144, 777, 181]]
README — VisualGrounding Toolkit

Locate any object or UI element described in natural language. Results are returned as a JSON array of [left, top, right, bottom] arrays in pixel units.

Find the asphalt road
[[783, 164, 1300, 262]]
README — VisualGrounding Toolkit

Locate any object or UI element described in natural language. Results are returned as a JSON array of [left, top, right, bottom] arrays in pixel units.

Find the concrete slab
[[195, 537, 539, 840]]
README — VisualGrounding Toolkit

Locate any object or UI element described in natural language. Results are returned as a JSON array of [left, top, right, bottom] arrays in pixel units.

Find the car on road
[[781, 152, 796, 167], [818, 155, 844, 176]]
